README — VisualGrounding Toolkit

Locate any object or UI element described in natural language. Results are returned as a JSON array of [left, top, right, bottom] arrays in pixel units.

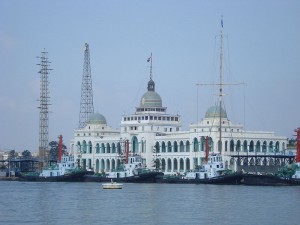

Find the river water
[[0, 181, 299, 225]]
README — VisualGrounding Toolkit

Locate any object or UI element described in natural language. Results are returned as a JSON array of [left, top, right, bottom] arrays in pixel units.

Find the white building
[[70, 76, 287, 175]]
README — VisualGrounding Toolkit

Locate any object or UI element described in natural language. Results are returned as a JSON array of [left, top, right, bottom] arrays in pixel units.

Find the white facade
[[70, 78, 287, 175]]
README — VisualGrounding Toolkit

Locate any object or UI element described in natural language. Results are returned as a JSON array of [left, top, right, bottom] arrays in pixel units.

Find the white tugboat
[[20, 135, 90, 182], [84, 140, 163, 182]]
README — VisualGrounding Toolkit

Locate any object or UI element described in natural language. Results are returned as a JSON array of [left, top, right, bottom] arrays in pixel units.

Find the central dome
[[139, 77, 162, 108], [205, 106, 227, 119], [87, 113, 107, 125], [140, 91, 162, 107]]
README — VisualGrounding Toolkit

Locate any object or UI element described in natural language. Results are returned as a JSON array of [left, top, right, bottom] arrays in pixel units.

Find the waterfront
[[0, 182, 299, 225]]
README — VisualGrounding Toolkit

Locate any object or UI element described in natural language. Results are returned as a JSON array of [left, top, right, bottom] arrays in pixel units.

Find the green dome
[[140, 91, 162, 107], [87, 113, 107, 124], [205, 106, 227, 119]]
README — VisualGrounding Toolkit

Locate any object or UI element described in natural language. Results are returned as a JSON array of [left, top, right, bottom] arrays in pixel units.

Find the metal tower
[[37, 50, 52, 168], [79, 43, 94, 128]]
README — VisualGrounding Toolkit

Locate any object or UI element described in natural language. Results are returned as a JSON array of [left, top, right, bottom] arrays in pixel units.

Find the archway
[[132, 136, 139, 153]]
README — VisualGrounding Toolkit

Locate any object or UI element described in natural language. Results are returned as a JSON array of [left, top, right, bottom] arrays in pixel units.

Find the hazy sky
[[1, 0, 299, 152]]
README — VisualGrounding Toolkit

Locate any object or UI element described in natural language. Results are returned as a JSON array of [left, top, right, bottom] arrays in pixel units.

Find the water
[[0, 182, 299, 225]]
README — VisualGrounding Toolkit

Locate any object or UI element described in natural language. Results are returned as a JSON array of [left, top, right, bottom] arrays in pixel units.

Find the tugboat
[[19, 135, 90, 182], [156, 138, 243, 184], [241, 128, 300, 186], [84, 140, 163, 183]]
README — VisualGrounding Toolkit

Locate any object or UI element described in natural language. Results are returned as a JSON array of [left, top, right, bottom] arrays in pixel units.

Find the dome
[[205, 106, 227, 119], [140, 91, 162, 107], [87, 113, 107, 125]]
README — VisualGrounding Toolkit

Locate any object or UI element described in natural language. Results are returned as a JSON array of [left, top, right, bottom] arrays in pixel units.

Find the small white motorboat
[[102, 180, 123, 189]]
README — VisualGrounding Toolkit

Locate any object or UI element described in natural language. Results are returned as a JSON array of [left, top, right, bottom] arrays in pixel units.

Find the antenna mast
[[79, 43, 94, 129], [37, 49, 52, 169]]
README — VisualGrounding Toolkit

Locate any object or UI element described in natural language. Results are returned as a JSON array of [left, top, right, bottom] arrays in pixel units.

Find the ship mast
[[218, 18, 224, 153]]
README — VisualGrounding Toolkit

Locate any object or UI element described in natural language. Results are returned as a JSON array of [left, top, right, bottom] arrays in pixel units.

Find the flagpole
[[150, 52, 153, 80]]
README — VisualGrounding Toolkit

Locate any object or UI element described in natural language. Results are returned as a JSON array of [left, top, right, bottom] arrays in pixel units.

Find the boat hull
[[156, 173, 244, 185], [18, 171, 90, 182], [84, 171, 163, 183], [241, 174, 300, 186]]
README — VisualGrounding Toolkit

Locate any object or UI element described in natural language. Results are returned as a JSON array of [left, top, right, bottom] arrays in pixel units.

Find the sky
[[0, 0, 300, 152]]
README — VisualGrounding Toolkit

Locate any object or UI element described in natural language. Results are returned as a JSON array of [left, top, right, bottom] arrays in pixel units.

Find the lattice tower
[[79, 43, 94, 128], [37, 50, 52, 168]]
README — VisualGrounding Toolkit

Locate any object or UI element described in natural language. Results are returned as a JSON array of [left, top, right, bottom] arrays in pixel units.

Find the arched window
[[96, 143, 100, 153], [236, 140, 241, 152], [256, 141, 261, 152], [155, 142, 160, 153], [111, 159, 116, 171], [106, 143, 111, 153], [193, 138, 199, 152], [268, 141, 274, 152], [132, 136, 139, 153], [161, 159, 166, 171], [106, 159, 110, 172], [167, 158, 172, 172], [167, 141, 172, 152], [100, 159, 105, 172], [230, 140, 235, 152], [77, 141, 81, 153], [249, 141, 254, 152], [117, 142, 121, 155], [95, 159, 100, 173], [101, 143, 105, 153], [179, 141, 184, 152], [82, 140, 87, 153], [262, 141, 267, 152], [141, 140, 146, 153], [186, 141, 190, 152], [162, 142, 166, 153], [173, 159, 178, 171], [112, 143, 116, 153], [200, 137, 205, 151], [275, 141, 280, 152], [179, 158, 184, 171], [88, 141, 92, 154], [243, 140, 248, 152], [173, 141, 178, 152], [186, 158, 190, 171]]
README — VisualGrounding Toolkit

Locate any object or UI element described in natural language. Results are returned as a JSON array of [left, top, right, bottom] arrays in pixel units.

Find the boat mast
[[295, 128, 300, 163], [58, 135, 63, 163], [218, 18, 224, 153]]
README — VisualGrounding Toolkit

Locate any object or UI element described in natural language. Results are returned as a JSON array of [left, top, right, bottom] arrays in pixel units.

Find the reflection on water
[[0, 182, 299, 225]]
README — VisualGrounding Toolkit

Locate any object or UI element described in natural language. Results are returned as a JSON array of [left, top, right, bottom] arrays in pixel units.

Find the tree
[[8, 150, 18, 160], [20, 150, 32, 172], [21, 150, 32, 160], [49, 141, 67, 161]]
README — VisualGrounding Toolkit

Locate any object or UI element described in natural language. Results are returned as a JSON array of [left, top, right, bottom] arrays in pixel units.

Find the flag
[[147, 56, 151, 62]]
